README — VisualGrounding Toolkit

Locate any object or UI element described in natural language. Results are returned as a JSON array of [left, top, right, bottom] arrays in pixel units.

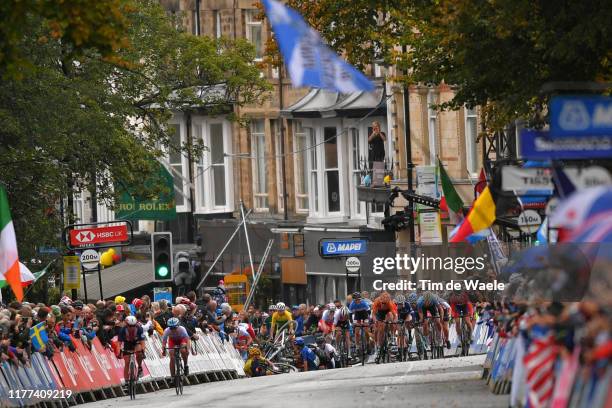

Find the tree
[[269, 0, 611, 129], [0, 0, 270, 258]]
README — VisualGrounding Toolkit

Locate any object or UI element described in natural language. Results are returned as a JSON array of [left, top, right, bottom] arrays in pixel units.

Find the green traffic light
[[157, 265, 169, 277]]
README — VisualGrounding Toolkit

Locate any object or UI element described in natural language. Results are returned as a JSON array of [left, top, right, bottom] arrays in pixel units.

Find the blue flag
[[29, 321, 49, 352], [262, 0, 375, 93]]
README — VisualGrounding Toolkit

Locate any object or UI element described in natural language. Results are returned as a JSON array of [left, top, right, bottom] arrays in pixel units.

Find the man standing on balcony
[[368, 121, 386, 169]]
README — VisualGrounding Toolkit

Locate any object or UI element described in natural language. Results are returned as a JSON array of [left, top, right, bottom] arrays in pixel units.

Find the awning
[[281, 86, 386, 119], [79, 260, 152, 300]]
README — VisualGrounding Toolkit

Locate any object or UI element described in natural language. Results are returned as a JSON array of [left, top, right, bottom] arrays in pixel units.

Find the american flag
[[523, 334, 559, 408]]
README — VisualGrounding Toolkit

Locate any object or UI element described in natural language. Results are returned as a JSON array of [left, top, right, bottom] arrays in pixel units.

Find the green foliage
[[271, 0, 611, 128], [0, 0, 270, 258]]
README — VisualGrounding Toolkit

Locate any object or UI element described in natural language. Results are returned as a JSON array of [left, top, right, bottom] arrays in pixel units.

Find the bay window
[[293, 122, 309, 213], [168, 122, 190, 211], [324, 127, 340, 213]]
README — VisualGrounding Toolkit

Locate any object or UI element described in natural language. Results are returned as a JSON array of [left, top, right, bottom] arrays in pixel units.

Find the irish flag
[[0, 186, 23, 301], [438, 159, 464, 224]]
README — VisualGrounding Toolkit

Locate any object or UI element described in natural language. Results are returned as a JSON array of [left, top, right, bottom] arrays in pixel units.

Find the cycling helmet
[[422, 291, 436, 306], [167, 317, 180, 328], [352, 292, 361, 300], [248, 346, 261, 358], [407, 293, 418, 305], [125, 315, 138, 326], [327, 304, 336, 312], [269, 304, 277, 311], [315, 336, 326, 345], [394, 294, 406, 304], [339, 306, 350, 319], [294, 337, 304, 347], [276, 302, 286, 311]]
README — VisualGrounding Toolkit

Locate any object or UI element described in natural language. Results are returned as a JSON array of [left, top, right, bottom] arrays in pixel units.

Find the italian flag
[[0, 186, 23, 301], [438, 159, 464, 224]]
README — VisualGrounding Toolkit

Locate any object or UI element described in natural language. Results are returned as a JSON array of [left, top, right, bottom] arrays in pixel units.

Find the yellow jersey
[[271, 310, 293, 331]]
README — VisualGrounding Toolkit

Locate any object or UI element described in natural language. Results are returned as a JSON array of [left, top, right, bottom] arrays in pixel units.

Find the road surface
[[83, 355, 507, 408]]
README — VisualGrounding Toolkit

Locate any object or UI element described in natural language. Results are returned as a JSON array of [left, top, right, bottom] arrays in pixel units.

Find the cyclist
[[416, 291, 443, 341], [349, 292, 371, 353], [161, 317, 191, 379], [437, 295, 452, 349], [449, 289, 474, 342], [314, 336, 337, 369], [318, 304, 336, 336], [334, 306, 352, 359], [371, 292, 397, 359], [118, 315, 145, 380], [395, 294, 413, 358], [243, 346, 271, 377], [270, 302, 293, 340], [294, 337, 319, 372]]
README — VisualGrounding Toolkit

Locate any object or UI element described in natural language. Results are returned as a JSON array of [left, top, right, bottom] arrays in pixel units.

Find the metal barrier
[[0, 329, 245, 407]]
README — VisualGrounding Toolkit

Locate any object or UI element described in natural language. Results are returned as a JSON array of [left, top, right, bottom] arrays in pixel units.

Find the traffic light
[[152, 232, 173, 281]]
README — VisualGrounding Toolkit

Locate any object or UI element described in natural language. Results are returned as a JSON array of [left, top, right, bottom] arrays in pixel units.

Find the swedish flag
[[29, 322, 48, 352]]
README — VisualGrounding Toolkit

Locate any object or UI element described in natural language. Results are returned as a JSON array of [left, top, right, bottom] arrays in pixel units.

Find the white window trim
[[304, 120, 349, 223], [427, 90, 438, 166], [245, 9, 263, 61], [293, 122, 309, 214], [251, 119, 268, 212], [167, 118, 191, 213], [465, 107, 479, 178], [193, 117, 234, 214], [273, 121, 284, 212], [347, 125, 366, 220]]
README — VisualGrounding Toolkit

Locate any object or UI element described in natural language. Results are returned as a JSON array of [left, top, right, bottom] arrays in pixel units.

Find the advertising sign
[[153, 287, 173, 304], [418, 211, 443, 243], [63, 256, 80, 290], [520, 130, 612, 159], [550, 96, 612, 137], [501, 166, 553, 192], [320, 238, 368, 257]]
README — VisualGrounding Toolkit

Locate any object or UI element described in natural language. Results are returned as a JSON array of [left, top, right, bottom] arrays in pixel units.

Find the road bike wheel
[[360, 328, 366, 366], [461, 320, 471, 356], [175, 352, 183, 395], [128, 356, 137, 400]]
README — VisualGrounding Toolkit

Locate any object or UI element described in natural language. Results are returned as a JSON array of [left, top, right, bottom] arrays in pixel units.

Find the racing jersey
[[321, 310, 335, 324], [300, 346, 318, 370], [416, 296, 440, 312], [349, 300, 371, 313], [271, 311, 293, 332], [161, 326, 189, 346], [372, 301, 397, 316], [118, 325, 145, 344], [333, 310, 350, 325]]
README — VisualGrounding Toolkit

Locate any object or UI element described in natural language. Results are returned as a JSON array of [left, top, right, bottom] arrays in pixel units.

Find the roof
[[281, 86, 386, 119], [79, 260, 152, 300]]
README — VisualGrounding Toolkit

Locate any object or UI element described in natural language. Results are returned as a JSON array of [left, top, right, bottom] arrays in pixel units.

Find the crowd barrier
[[482, 333, 610, 408], [0, 329, 245, 408], [407, 314, 494, 356]]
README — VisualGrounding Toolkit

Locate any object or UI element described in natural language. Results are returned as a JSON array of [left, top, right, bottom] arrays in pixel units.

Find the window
[[324, 127, 340, 213], [350, 128, 364, 217], [192, 10, 199, 35], [214, 10, 221, 38], [309, 129, 319, 213], [294, 122, 309, 212], [194, 120, 232, 213], [427, 91, 438, 165], [168, 123, 188, 209], [74, 192, 85, 223], [251, 120, 268, 210], [246, 10, 263, 60], [272, 120, 284, 212], [465, 107, 479, 176]]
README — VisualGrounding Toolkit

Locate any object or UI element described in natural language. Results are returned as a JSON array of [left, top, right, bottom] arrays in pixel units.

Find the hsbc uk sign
[[64, 221, 132, 250], [320, 238, 368, 257]]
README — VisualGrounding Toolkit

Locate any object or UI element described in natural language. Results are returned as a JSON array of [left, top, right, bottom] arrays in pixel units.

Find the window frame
[[250, 119, 268, 212], [465, 106, 479, 178], [427, 90, 438, 166], [192, 117, 234, 214], [293, 121, 309, 214], [167, 119, 190, 213], [245, 9, 263, 61]]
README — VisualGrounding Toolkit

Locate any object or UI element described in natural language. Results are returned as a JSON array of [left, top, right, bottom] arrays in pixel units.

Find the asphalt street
[[82, 354, 507, 408]]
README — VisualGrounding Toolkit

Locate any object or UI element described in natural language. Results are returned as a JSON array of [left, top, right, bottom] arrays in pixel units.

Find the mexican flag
[[438, 159, 464, 224], [0, 186, 23, 301]]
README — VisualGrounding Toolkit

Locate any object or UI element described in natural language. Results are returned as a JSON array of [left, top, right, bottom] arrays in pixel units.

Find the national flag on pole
[[262, 0, 375, 93], [438, 159, 464, 224], [449, 186, 497, 243], [524, 334, 558, 408], [0, 186, 23, 301]]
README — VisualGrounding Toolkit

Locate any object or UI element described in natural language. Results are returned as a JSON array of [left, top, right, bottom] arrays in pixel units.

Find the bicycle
[[335, 324, 351, 368], [412, 322, 429, 360], [353, 322, 369, 366], [455, 311, 472, 357], [376, 321, 395, 364], [427, 317, 444, 359], [123, 350, 138, 400], [166, 346, 185, 395], [395, 321, 412, 362]]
